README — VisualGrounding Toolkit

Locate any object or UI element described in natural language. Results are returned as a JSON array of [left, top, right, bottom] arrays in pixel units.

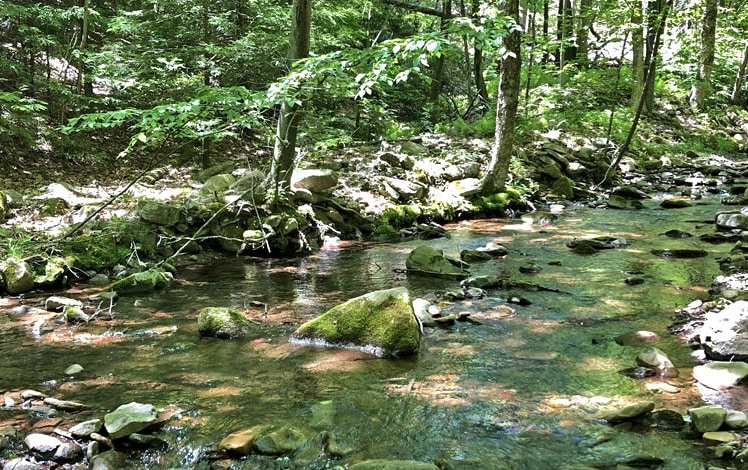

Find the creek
[[0, 195, 736, 469]]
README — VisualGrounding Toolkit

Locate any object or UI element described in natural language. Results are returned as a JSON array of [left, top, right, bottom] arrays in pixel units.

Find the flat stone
[[602, 401, 655, 424], [104, 402, 157, 440], [693, 361, 748, 390], [23, 433, 62, 459], [702, 431, 739, 443], [69, 419, 103, 438], [219, 426, 265, 456]]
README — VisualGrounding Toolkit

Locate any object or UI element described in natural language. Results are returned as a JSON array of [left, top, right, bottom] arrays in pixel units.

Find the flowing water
[[0, 196, 734, 469]]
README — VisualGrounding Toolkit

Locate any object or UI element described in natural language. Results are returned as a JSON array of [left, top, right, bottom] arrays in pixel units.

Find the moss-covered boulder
[[198, 307, 252, 339], [291, 287, 421, 358], [110, 268, 173, 294], [35, 256, 77, 289], [1, 258, 35, 294], [136, 200, 181, 226], [405, 246, 470, 280], [253, 426, 309, 456]]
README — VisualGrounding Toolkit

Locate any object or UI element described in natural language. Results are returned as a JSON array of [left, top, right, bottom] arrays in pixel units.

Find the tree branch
[[380, 0, 445, 17]]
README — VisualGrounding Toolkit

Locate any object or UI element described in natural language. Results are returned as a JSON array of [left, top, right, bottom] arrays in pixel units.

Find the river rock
[[24, 433, 62, 459], [660, 198, 692, 208], [379, 152, 414, 170], [89, 450, 128, 470], [412, 298, 436, 328], [636, 347, 677, 377], [725, 410, 748, 429], [53, 441, 83, 462], [349, 459, 439, 470], [405, 246, 470, 279], [44, 397, 88, 411], [69, 418, 102, 438], [716, 209, 748, 231], [689, 405, 727, 433], [461, 275, 500, 289], [460, 249, 494, 262], [2, 258, 35, 294], [253, 426, 308, 456], [614, 330, 660, 347], [63, 304, 89, 323], [602, 401, 655, 424], [44, 296, 82, 312], [197, 307, 252, 339], [383, 177, 426, 201], [104, 402, 157, 440], [607, 194, 644, 210], [697, 300, 748, 360], [475, 242, 508, 256], [291, 169, 338, 193], [692, 361, 748, 390], [445, 178, 482, 197], [2, 458, 39, 470], [291, 287, 421, 358], [551, 175, 575, 200], [136, 200, 181, 226], [651, 248, 708, 258], [34, 256, 71, 289], [110, 268, 173, 294], [64, 363, 84, 375], [219, 426, 266, 456]]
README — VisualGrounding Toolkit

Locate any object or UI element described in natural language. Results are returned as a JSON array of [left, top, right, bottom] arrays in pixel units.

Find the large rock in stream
[[405, 246, 470, 279], [104, 402, 158, 440], [198, 307, 253, 339], [1, 258, 35, 294], [291, 287, 421, 358], [695, 300, 748, 360]]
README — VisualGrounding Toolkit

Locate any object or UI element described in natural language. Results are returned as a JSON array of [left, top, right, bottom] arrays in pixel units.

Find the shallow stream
[[0, 195, 736, 469]]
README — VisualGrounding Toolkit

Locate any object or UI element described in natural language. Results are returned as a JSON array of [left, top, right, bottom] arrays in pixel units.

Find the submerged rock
[[602, 401, 655, 424], [636, 347, 677, 377], [253, 426, 308, 456], [291, 287, 421, 358], [110, 268, 173, 294], [348, 459, 439, 470], [197, 307, 253, 339], [693, 361, 748, 390]]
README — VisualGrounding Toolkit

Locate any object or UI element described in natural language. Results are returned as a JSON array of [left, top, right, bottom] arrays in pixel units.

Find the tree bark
[[631, 0, 645, 108], [428, 0, 452, 116], [576, 0, 593, 69], [643, 0, 663, 113], [689, 0, 718, 110], [731, 45, 748, 104], [542, 0, 550, 65], [269, 0, 312, 201], [481, 0, 521, 194]]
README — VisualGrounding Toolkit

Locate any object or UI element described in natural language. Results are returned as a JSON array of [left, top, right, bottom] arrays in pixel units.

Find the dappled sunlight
[[301, 348, 374, 373]]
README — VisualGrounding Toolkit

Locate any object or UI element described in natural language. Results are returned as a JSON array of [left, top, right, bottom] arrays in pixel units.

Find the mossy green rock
[[405, 246, 470, 280], [291, 287, 421, 358], [198, 307, 252, 338], [0, 190, 7, 220], [34, 256, 73, 289], [136, 200, 181, 226], [104, 402, 157, 440], [253, 426, 308, 455], [2, 258, 35, 294], [349, 459, 439, 470], [110, 268, 173, 294]]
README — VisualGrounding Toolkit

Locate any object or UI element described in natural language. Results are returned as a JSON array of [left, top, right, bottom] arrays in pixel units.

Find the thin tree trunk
[[577, 0, 592, 69], [524, 9, 537, 112], [269, 0, 312, 202], [542, 0, 550, 65], [631, 0, 645, 107], [731, 45, 748, 104], [689, 0, 718, 110], [610, 0, 672, 180], [472, 0, 488, 104], [643, 0, 663, 113], [76, 0, 90, 95], [481, 0, 521, 194], [428, 0, 452, 118]]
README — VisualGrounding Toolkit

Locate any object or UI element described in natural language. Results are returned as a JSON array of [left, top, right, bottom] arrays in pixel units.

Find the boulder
[[104, 402, 158, 440], [697, 301, 748, 360], [34, 257, 72, 289], [551, 176, 575, 200], [69, 419, 103, 438], [614, 331, 660, 347], [253, 426, 308, 455], [716, 210, 748, 231], [197, 161, 234, 182], [219, 425, 266, 455], [197, 307, 252, 339], [291, 169, 338, 193], [44, 296, 83, 312], [607, 194, 644, 210], [23, 433, 62, 459], [725, 410, 748, 429], [110, 268, 173, 294], [688, 405, 727, 433], [291, 287, 421, 358], [602, 401, 655, 424], [405, 246, 470, 280], [88, 450, 128, 470], [460, 249, 494, 262], [136, 200, 181, 226], [382, 177, 426, 201], [201, 174, 236, 196], [692, 361, 748, 390], [445, 178, 482, 198], [2, 258, 35, 294], [635, 347, 677, 377]]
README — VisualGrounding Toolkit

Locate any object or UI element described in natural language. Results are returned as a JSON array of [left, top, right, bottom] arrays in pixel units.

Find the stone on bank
[[291, 287, 421, 358]]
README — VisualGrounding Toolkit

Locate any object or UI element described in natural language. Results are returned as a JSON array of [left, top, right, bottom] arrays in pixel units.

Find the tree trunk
[[76, 0, 90, 95], [731, 45, 748, 104], [471, 0, 488, 105], [643, 0, 663, 113], [631, 0, 645, 108], [542, 0, 550, 65], [689, 0, 718, 110], [481, 0, 521, 195], [269, 0, 312, 201], [428, 0, 452, 120], [576, 0, 593, 69]]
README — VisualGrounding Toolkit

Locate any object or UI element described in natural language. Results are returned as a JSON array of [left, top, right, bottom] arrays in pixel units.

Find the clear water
[[0, 197, 732, 469]]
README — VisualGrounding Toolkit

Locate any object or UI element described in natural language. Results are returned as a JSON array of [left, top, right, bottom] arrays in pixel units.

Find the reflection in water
[[0, 198, 732, 468]]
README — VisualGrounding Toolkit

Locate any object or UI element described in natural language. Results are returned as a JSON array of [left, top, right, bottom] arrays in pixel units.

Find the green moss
[[197, 307, 252, 338], [381, 205, 422, 228], [293, 287, 420, 357]]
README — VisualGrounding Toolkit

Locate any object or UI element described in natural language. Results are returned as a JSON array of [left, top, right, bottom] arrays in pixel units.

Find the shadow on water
[[0, 198, 732, 468]]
